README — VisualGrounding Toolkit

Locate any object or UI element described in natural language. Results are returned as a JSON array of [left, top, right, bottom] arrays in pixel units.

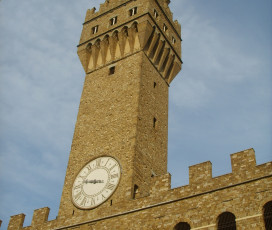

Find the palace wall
[[8, 148, 272, 229]]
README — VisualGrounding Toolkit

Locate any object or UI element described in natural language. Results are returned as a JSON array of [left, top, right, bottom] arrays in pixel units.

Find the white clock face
[[72, 156, 121, 209]]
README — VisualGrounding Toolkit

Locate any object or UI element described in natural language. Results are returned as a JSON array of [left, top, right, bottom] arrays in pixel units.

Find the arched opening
[[217, 212, 236, 230], [102, 35, 110, 43], [174, 222, 190, 230], [112, 30, 119, 41], [86, 43, 92, 52], [121, 26, 129, 37], [94, 39, 101, 49], [264, 201, 272, 230], [131, 21, 138, 32]]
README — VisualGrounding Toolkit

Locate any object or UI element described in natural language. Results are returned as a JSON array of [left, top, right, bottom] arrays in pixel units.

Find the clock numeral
[[73, 184, 82, 190], [109, 164, 117, 171], [80, 197, 88, 206], [74, 191, 83, 201], [106, 183, 115, 191], [79, 175, 87, 180], [96, 158, 102, 167], [86, 164, 92, 172], [104, 158, 110, 167], [90, 198, 96, 206], [101, 194, 106, 200], [110, 173, 119, 179]]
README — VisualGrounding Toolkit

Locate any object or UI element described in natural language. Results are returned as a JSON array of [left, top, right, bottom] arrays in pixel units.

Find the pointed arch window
[[174, 222, 191, 230], [264, 201, 272, 230], [217, 212, 236, 230]]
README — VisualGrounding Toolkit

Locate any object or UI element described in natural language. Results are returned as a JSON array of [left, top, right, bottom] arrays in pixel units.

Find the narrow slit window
[[154, 82, 157, 88], [109, 66, 115, 75], [154, 9, 159, 18], [110, 16, 118, 26], [153, 117, 157, 128], [163, 24, 168, 32], [172, 37, 176, 44], [110, 200, 113, 206], [129, 7, 138, 16], [92, 25, 99, 34], [133, 184, 139, 199]]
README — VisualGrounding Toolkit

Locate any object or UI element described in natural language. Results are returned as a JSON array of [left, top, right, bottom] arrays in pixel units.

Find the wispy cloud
[[0, 0, 271, 229]]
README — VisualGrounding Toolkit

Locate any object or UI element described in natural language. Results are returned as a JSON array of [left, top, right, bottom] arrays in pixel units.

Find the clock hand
[[84, 179, 104, 184]]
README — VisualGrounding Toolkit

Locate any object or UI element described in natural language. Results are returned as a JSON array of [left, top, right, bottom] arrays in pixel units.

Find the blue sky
[[0, 0, 271, 229]]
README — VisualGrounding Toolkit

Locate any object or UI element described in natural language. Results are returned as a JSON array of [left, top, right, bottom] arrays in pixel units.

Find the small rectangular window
[[154, 9, 158, 18], [129, 7, 138, 16], [110, 16, 118, 26], [109, 66, 115, 75], [154, 82, 157, 88], [153, 117, 157, 128], [92, 25, 99, 34], [163, 24, 168, 32], [172, 37, 176, 44]]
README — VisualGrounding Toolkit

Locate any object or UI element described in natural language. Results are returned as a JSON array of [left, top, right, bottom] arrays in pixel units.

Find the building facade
[[7, 0, 272, 229]]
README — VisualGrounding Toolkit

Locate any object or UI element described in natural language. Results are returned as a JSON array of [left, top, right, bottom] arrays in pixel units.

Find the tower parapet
[[77, 0, 182, 85]]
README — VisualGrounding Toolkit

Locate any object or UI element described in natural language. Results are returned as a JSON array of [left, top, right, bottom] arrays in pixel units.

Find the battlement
[[84, 0, 178, 28], [6, 149, 271, 229], [79, 0, 181, 55], [150, 148, 272, 197], [7, 208, 51, 230]]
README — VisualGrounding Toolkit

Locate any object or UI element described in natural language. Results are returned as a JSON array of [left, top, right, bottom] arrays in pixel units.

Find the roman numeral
[[86, 164, 92, 171], [106, 183, 115, 191], [104, 158, 110, 167], [73, 184, 82, 190], [79, 175, 86, 180], [90, 198, 96, 206], [101, 194, 106, 200], [111, 173, 119, 179], [96, 158, 102, 167], [109, 164, 117, 171], [80, 197, 88, 206], [74, 191, 83, 201]]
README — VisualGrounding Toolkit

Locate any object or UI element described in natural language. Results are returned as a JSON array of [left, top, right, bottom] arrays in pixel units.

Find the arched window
[[174, 222, 190, 230], [264, 201, 272, 230], [217, 212, 236, 230]]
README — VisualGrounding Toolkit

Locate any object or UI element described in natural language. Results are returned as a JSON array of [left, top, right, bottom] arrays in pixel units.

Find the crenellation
[[189, 161, 212, 185], [231, 148, 257, 179], [150, 173, 171, 195], [7, 214, 25, 230], [31, 207, 50, 228]]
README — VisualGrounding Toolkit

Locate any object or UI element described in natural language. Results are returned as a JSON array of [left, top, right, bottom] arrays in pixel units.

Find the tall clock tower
[[58, 0, 182, 218], [7, 0, 272, 229]]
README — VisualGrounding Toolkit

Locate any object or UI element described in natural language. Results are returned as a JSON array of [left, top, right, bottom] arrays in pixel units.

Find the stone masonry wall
[[7, 149, 272, 229]]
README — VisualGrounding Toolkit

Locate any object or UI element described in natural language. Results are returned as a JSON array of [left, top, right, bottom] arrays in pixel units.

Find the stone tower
[[7, 0, 272, 229], [58, 0, 182, 218]]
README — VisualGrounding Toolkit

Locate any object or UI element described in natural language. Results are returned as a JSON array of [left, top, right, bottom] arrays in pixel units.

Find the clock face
[[71, 156, 121, 209]]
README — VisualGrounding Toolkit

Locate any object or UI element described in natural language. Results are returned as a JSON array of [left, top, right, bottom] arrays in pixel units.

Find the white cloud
[[0, 0, 271, 229]]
